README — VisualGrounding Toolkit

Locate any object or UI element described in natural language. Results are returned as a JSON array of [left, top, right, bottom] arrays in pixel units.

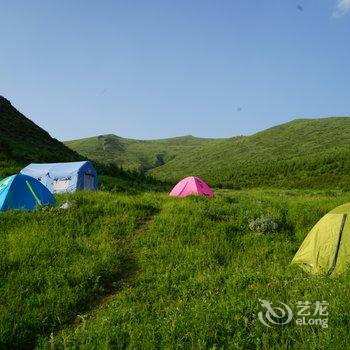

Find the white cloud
[[333, 0, 350, 17]]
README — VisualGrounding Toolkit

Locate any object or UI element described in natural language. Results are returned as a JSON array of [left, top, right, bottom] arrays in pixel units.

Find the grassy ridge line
[[65, 117, 350, 189], [65, 134, 221, 171], [40, 189, 350, 349], [151, 117, 350, 188], [0, 192, 162, 349]]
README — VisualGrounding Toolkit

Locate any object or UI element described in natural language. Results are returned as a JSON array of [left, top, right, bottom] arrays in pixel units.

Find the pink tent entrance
[[169, 176, 214, 197]]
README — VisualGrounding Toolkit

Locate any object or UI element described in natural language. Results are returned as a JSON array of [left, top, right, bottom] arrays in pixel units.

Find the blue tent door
[[84, 174, 95, 190]]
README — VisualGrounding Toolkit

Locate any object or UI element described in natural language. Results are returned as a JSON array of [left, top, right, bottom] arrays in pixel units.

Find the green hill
[[0, 96, 81, 174], [65, 117, 350, 189], [151, 117, 350, 188], [65, 134, 220, 171]]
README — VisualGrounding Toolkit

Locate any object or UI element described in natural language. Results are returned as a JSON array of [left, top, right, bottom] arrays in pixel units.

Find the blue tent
[[20, 161, 98, 193], [0, 174, 56, 212]]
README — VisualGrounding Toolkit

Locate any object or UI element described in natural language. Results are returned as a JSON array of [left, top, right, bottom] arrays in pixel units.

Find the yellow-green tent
[[292, 203, 350, 275]]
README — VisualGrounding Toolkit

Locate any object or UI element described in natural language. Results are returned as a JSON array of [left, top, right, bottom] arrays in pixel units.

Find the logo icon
[[258, 299, 293, 327]]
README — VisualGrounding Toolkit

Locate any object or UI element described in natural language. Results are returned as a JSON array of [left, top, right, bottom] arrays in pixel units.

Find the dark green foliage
[[155, 153, 165, 167], [96, 162, 171, 193], [0, 161, 20, 178], [99, 175, 170, 194]]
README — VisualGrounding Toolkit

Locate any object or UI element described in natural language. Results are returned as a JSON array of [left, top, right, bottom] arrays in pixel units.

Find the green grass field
[[2, 189, 350, 349]]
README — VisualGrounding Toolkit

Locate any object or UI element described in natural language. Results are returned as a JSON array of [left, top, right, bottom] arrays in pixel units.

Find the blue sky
[[1, 0, 350, 140]]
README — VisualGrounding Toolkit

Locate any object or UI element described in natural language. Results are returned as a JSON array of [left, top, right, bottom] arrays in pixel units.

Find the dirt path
[[74, 210, 160, 321], [42, 209, 162, 350]]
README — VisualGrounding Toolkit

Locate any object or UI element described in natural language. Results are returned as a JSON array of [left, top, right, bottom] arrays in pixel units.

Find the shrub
[[248, 213, 278, 234]]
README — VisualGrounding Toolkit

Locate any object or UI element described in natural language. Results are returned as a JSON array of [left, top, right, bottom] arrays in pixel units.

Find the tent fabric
[[169, 176, 214, 197], [21, 161, 98, 193], [292, 203, 350, 275], [0, 174, 56, 212]]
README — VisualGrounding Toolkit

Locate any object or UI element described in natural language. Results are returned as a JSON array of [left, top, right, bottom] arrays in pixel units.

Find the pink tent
[[169, 176, 214, 197]]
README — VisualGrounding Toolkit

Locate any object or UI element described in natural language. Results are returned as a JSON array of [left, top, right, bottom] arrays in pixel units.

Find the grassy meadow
[[1, 188, 350, 349]]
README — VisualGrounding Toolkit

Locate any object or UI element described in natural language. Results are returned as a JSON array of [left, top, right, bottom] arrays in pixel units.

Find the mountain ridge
[[65, 116, 350, 188], [65, 133, 221, 170], [151, 116, 350, 188]]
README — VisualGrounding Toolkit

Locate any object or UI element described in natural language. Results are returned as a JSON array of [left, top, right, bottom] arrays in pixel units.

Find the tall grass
[[0, 191, 160, 348], [32, 189, 350, 349]]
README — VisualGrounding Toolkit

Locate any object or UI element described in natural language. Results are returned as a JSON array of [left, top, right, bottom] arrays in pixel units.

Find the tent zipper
[[327, 213, 347, 276]]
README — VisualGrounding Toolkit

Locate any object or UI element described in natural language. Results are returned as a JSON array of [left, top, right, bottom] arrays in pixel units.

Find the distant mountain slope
[[151, 117, 350, 188], [65, 117, 350, 189], [0, 96, 81, 170], [65, 134, 220, 170]]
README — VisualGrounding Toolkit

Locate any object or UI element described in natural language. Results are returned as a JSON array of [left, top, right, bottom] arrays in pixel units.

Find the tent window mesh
[[53, 179, 70, 191]]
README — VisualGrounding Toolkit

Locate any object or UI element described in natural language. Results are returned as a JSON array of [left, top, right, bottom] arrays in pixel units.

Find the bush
[[248, 213, 278, 234]]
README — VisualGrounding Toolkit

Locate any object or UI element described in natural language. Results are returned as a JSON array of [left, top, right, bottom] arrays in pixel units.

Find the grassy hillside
[[65, 117, 350, 189], [65, 134, 220, 171], [2, 189, 350, 348], [0, 96, 81, 172], [151, 117, 350, 189]]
